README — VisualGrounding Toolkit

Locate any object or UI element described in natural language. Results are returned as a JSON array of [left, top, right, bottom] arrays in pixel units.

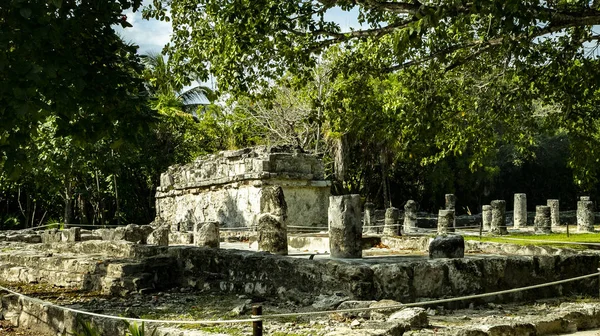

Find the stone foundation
[[155, 146, 330, 230]]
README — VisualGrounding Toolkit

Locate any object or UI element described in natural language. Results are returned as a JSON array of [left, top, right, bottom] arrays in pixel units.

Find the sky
[[116, 2, 363, 56]]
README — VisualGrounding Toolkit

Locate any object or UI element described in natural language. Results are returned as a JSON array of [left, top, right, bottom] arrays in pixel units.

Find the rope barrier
[[254, 271, 600, 319], [0, 272, 599, 330], [0, 285, 260, 324]]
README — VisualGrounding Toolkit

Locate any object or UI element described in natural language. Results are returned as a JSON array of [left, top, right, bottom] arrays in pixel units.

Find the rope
[[254, 271, 600, 319], [0, 285, 260, 324]]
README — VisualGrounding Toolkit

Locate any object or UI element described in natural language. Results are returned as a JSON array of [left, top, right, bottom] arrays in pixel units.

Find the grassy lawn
[[464, 232, 600, 250]]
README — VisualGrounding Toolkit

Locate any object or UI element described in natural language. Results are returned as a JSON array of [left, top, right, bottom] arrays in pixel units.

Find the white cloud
[[115, 2, 172, 55]]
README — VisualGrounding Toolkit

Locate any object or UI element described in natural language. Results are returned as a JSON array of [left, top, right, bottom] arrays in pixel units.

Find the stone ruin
[[154, 146, 330, 232]]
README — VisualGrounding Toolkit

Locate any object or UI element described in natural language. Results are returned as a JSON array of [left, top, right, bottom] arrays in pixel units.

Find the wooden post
[[479, 220, 483, 240], [566, 222, 570, 237], [252, 305, 263, 336]]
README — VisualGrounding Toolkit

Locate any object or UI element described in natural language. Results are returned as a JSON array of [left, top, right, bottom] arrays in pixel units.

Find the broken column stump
[[491, 200, 508, 235], [534, 205, 552, 234], [194, 221, 220, 248], [577, 199, 594, 233], [403, 200, 418, 234], [547, 199, 560, 228], [257, 186, 288, 255], [437, 210, 454, 235], [482, 205, 492, 232], [513, 193, 527, 229], [328, 194, 362, 258], [363, 202, 377, 234], [383, 207, 400, 236]]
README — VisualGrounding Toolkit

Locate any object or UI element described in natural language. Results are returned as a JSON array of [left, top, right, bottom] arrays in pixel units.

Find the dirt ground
[[0, 320, 51, 336]]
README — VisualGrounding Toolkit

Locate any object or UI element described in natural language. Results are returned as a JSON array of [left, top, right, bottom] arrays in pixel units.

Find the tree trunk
[[64, 179, 73, 225], [333, 135, 348, 183]]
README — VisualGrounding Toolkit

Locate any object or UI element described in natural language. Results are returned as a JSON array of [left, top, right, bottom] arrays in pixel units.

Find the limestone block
[[577, 200, 594, 232], [61, 228, 81, 242], [194, 222, 220, 248], [429, 235, 464, 259], [113, 224, 153, 244], [387, 307, 429, 328], [148, 226, 170, 246], [445, 194, 456, 210], [41, 229, 61, 244], [482, 205, 492, 232], [328, 194, 362, 258], [437, 210, 454, 235], [534, 205, 552, 234], [260, 186, 288, 220], [363, 202, 376, 234], [514, 193, 527, 229], [383, 207, 400, 236], [491, 200, 508, 234], [403, 200, 418, 233], [547, 199, 560, 227], [257, 214, 287, 255]]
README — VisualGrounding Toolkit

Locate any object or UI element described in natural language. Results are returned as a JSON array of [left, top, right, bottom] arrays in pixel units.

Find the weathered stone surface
[[534, 206, 552, 234], [383, 207, 400, 236], [547, 199, 560, 227], [257, 214, 287, 254], [61, 228, 81, 242], [445, 194, 456, 210], [41, 229, 61, 244], [147, 226, 170, 246], [369, 300, 403, 321], [155, 146, 331, 231], [437, 209, 454, 235], [514, 193, 527, 229], [577, 200, 594, 232], [482, 205, 492, 232], [491, 200, 508, 234], [194, 222, 220, 248], [113, 224, 154, 244], [429, 235, 464, 259], [328, 194, 362, 258], [257, 186, 288, 255], [364, 202, 377, 234], [581, 196, 591, 201], [403, 200, 418, 233], [312, 293, 350, 310], [387, 307, 428, 328]]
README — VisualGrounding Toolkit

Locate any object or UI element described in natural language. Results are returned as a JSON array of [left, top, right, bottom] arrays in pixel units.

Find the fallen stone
[[387, 307, 428, 328], [429, 235, 464, 259], [312, 293, 350, 310], [369, 300, 403, 321], [147, 226, 169, 246]]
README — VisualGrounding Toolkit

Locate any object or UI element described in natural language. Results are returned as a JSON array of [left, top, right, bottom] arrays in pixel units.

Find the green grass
[[465, 232, 600, 250]]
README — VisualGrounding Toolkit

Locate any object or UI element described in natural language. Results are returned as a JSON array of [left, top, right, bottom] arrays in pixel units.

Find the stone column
[[403, 200, 418, 233], [383, 207, 400, 236], [363, 202, 377, 234], [491, 200, 508, 234], [437, 210, 454, 235], [194, 221, 220, 248], [445, 194, 456, 230], [547, 199, 560, 227], [328, 194, 362, 258], [577, 199, 594, 233], [445, 194, 456, 211], [513, 193, 527, 229], [534, 205, 552, 234], [257, 186, 288, 255], [482, 205, 492, 232]]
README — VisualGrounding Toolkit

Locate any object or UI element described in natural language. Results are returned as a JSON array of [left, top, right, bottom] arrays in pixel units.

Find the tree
[[145, 0, 600, 92], [1, 0, 154, 174]]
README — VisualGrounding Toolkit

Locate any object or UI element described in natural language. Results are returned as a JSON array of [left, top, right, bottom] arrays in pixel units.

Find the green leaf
[[19, 8, 32, 19]]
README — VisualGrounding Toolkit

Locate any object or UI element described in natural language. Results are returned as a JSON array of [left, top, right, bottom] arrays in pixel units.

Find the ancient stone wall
[[155, 146, 330, 230]]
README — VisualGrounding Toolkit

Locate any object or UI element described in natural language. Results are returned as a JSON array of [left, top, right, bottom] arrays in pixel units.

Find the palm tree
[[141, 52, 216, 116]]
